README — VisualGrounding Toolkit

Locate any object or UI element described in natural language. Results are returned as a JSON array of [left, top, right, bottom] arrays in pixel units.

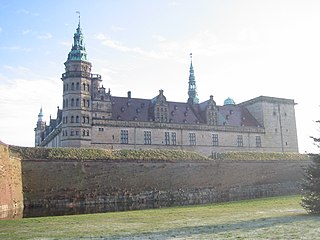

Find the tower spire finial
[[187, 53, 199, 104], [67, 11, 88, 61], [76, 11, 81, 27]]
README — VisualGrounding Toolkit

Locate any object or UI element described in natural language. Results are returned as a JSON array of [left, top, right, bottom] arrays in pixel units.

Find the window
[[165, 132, 170, 145], [171, 132, 176, 145], [237, 135, 243, 147], [66, 99, 68, 108], [76, 82, 80, 90], [83, 116, 86, 123], [71, 98, 74, 107], [83, 83, 86, 91], [87, 100, 90, 107], [83, 99, 86, 107], [82, 130, 86, 136], [212, 134, 219, 146], [256, 136, 262, 148], [121, 130, 128, 144], [99, 128, 104, 132], [189, 133, 196, 145], [71, 82, 74, 90], [76, 98, 79, 107], [86, 130, 89, 136], [70, 130, 74, 136], [76, 130, 79, 136], [76, 116, 79, 123], [87, 117, 90, 124], [144, 131, 152, 145], [71, 116, 74, 123]]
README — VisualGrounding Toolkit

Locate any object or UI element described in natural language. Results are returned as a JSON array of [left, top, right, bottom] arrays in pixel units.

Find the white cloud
[[16, 9, 30, 14], [111, 25, 125, 32], [60, 41, 71, 46], [2, 65, 31, 73], [16, 9, 39, 16], [168, 1, 178, 6], [95, 33, 169, 59], [0, 77, 60, 147], [22, 29, 31, 35], [37, 32, 53, 40], [1, 46, 32, 52], [152, 35, 166, 42]]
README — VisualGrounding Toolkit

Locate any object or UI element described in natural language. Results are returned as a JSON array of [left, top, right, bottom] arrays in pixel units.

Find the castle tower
[[34, 107, 46, 146], [61, 16, 92, 147], [187, 53, 199, 104]]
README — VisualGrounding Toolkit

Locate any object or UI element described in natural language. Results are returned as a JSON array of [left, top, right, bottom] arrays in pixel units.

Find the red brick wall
[[0, 142, 23, 218]]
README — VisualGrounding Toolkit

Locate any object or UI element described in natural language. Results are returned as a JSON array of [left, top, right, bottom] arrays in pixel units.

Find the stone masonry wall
[[0, 142, 23, 219], [21, 158, 310, 208]]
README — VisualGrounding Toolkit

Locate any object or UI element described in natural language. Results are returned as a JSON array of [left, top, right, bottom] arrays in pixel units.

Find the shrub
[[301, 153, 320, 214]]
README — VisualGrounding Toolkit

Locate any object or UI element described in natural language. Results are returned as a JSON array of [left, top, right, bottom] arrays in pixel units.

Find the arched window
[[71, 116, 74, 123], [86, 130, 89, 136], [87, 84, 90, 91], [66, 99, 68, 108], [76, 116, 79, 123], [83, 99, 86, 107], [87, 116, 89, 124], [83, 83, 86, 91], [66, 84, 69, 91], [71, 82, 74, 91], [76, 98, 79, 107], [83, 130, 86, 136], [76, 82, 80, 90], [87, 100, 90, 107], [83, 116, 86, 123], [71, 98, 74, 107]]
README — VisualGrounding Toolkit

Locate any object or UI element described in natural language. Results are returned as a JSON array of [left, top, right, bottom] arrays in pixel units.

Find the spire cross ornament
[[190, 53, 192, 60], [76, 11, 80, 25]]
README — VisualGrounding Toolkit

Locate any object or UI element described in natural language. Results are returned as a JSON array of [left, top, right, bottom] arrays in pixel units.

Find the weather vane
[[76, 11, 80, 23]]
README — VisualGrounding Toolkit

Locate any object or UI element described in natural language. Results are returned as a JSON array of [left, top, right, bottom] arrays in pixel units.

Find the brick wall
[[0, 142, 23, 219]]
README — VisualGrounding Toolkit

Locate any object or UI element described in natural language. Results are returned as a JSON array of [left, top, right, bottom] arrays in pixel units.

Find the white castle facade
[[35, 21, 299, 155]]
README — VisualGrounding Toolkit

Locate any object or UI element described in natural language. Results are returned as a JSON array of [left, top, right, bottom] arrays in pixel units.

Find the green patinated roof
[[67, 20, 88, 61], [224, 97, 236, 105]]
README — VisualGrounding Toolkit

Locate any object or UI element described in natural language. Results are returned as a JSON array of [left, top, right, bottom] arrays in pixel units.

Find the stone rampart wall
[[21, 158, 310, 208]]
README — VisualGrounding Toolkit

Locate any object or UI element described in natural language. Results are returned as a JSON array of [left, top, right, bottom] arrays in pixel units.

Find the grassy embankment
[[9, 145, 309, 161], [1, 195, 319, 239]]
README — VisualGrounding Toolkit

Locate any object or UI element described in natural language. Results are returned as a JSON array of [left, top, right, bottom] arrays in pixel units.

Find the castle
[[35, 20, 299, 155]]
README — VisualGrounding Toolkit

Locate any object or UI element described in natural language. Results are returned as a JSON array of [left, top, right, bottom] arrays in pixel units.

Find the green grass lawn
[[1, 195, 319, 239]]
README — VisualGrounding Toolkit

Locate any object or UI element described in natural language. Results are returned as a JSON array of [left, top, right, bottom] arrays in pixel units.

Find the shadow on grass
[[98, 214, 320, 239]]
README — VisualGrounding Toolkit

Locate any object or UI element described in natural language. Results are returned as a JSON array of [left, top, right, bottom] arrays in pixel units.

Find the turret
[[34, 107, 46, 146], [60, 15, 93, 147]]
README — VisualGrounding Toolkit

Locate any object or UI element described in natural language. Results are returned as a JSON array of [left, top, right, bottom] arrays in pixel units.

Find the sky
[[0, 0, 320, 153]]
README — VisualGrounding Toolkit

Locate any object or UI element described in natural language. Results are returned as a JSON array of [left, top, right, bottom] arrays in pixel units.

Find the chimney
[[128, 91, 131, 99]]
